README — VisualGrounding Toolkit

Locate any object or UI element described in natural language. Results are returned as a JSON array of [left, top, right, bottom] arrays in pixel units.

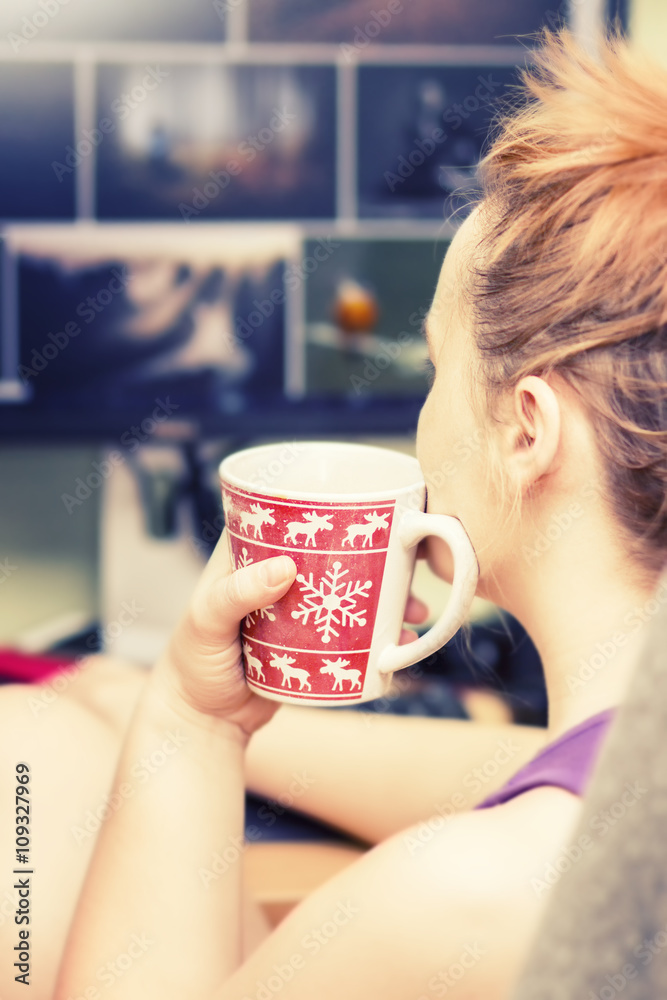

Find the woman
[[4, 27, 666, 999]]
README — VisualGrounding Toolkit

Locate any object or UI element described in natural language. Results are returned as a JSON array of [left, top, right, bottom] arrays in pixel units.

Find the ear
[[505, 375, 560, 489]]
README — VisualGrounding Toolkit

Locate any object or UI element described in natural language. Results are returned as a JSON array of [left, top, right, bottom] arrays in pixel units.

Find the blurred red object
[[0, 648, 77, 685]]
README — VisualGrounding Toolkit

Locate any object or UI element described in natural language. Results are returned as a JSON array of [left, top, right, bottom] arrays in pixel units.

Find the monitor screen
[[0, 225, 435, 441]]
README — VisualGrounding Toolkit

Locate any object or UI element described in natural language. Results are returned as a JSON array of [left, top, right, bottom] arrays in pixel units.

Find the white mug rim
[[219, 440, 425, 504]]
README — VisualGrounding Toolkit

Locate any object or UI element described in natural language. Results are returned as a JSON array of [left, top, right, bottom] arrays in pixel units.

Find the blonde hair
[[472, 29, 667, 572]]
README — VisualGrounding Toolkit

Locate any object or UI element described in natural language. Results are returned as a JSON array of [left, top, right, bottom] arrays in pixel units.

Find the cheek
[[416, 395, 458, 584], [416, 397, 490, 584], [416, 393, 454, 506], [415, 394, 433, 473], [418, 394, 475, 517]]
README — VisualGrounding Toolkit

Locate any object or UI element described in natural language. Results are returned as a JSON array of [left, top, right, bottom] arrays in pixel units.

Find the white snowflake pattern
[[245, 605, 277, 627], [290, 561, 372, 644], [236, 548, 276, 627], [236, 548, 253, 570]]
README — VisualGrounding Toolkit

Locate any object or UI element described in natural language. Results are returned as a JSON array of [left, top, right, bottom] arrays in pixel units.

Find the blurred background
[[0, 0, 658, 727]]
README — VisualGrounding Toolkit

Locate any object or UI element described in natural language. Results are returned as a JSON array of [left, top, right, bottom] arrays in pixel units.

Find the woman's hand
[[149, 528, 430, 741], [152, 529, 297, 739]]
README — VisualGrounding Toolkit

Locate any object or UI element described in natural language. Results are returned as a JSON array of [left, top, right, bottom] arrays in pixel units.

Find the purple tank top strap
[[476, 708, 617, 810]]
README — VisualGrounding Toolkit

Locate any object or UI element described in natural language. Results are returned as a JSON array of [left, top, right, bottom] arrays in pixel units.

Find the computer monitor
[[0, 225, 438, 442]]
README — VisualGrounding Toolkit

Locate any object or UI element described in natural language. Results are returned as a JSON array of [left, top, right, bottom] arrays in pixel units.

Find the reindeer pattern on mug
[[221, 484, 395, 701]]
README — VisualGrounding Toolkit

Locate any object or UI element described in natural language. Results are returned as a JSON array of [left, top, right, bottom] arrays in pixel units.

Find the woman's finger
[[186, 551, 297, 648], [404, 594, 429, 625]]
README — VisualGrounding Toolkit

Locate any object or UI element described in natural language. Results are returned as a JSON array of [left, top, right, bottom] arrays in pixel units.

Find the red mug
[[220, 441, 478, 707]]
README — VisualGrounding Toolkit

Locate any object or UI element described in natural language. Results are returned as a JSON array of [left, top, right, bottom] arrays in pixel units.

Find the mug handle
[[377, 510, 479, 676]]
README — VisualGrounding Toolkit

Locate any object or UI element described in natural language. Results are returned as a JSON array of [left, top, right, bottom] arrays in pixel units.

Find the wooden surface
[[244, 841, 366, 927]]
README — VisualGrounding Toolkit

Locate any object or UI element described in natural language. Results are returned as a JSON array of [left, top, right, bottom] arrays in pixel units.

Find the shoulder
[[383, 784, 584, 910], [365, 787, 584, 994], [404, 783, 582, 876], [220, 786, 584, 1000]]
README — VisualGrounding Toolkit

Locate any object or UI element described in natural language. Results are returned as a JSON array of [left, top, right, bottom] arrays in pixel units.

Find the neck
[[490, 515, 660, 739]]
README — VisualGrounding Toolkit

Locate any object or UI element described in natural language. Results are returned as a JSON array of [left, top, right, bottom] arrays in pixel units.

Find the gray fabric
[[513, 594, 667, 1000]]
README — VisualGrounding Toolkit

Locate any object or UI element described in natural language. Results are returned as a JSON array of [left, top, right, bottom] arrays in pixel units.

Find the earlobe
[[508, 375, 561, 488]]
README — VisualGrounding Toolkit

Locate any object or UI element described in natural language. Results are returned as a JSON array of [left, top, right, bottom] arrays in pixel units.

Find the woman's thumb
[[256, 556, 297, 589], [190, 554, 297, 647]]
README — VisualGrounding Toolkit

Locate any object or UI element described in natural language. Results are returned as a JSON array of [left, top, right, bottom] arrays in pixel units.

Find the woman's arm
[[246, 707, 546, 844], [66, 655, 546, 848], [55, 682, 248, 999], [54, 537, 298, 1000]]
